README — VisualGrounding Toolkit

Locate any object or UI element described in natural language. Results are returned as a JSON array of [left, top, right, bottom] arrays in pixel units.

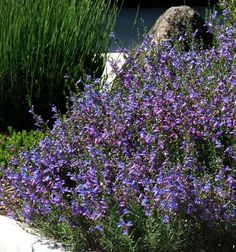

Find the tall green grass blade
[[0, 0, 118, 130]]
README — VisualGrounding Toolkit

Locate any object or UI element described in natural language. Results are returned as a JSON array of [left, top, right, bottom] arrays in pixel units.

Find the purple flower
[[0, 5, 235, 236]]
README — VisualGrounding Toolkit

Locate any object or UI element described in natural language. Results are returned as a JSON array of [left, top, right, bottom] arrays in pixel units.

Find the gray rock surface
[[0, 215, 67, 252], [149, 5, 213, 50], [109, 6, 214, 88]]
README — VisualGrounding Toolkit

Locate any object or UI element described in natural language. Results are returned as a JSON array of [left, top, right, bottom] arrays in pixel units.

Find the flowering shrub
[[0, 3, 236, 251]]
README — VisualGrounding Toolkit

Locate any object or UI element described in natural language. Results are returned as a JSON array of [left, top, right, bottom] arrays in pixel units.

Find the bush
[[0, 0, 117, 131], [0, 127, 46, 174], [0, 2, 236, 251], [0, 127, 46, 215]]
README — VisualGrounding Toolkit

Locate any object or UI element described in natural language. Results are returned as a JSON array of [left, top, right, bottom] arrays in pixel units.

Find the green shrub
[[1, 2, 235, 252], [0, 0, 117, 130], [0, 127, 46, 171]]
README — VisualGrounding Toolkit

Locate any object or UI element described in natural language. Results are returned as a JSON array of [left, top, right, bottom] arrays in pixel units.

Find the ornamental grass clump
[[0, 0, 117, 131], [0, 3, 236, 251]]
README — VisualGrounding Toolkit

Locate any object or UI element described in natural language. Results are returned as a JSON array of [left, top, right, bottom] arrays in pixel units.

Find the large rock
[[0, 215, 67, 252], [149, 5, 213, 50], [105, 6, 214, 88]]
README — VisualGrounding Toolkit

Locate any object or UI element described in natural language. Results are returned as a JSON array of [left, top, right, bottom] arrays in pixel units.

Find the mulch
[[0, 183, 16, 216]]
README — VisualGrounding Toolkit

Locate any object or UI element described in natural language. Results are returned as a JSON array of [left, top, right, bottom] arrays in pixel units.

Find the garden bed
[[0, 1, 236, 251]]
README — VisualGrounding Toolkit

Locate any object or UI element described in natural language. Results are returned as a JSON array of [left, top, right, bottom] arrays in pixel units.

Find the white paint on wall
[[102, 53, 127, 86]]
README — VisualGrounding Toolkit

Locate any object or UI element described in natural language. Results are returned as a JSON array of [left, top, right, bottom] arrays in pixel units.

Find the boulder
[[149, 5, 213, 50], [0, 215, 67, 252], [107, 6, 214, 89]]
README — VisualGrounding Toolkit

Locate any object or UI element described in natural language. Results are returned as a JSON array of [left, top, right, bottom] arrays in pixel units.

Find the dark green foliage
[[0, 0, 117, 130], [0, 127, 46, 170]]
